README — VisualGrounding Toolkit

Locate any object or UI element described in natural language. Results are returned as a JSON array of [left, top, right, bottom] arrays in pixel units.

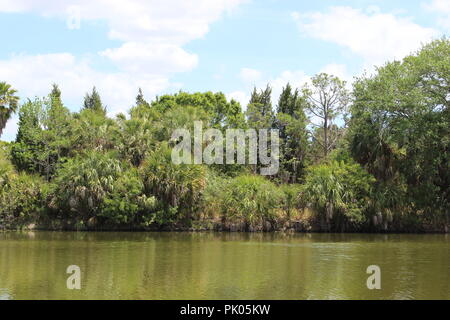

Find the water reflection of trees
[[0, 232, 449, 299]]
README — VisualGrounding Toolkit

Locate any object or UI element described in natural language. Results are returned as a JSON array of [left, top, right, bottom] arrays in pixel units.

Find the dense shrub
[[1, 146, 46, 229], [219, 175, 284, 228], [0, 168, 48, 229], [302, 158, 375, 231], [100, 168, 157, 226], [141, 143, 207, 224], [51, 151, 123, 221], [279, 184, 303, 219]]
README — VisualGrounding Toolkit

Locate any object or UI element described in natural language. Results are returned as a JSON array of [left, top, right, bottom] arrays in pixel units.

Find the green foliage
[[246, 85, 274, 130], [219, 175, 283, 226], [201, 170, 227, 218], [135, 88, 150, 108], [52, 151, 123, 220], [11, 96, 72, 179], [0, 82, 19, 138], [83, 86, 106, 115], [49, 151, 159, 228], [155, 105, 211, 141], [275, 83, 309, 182], [113, 116, 155, 166], [279, 184, 303, 218], [0, 142, 13, 180], [349, 38, 450, 226], [0, 168, 48, 229], [146, 91, 245, 129], [303, 73, 350, 159], [0, 39, 448, 232], [141, 143, 207, 224], [302, 157, 375, 230], [70, 108, 116, 152], [101, 168, 157, 226]]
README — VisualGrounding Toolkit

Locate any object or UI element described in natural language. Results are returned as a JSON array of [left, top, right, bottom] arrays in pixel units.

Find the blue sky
[[0, 0, 449, 141]]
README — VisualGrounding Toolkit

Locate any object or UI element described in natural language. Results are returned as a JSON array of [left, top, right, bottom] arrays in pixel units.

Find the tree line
[[0, 39, 448, 232]]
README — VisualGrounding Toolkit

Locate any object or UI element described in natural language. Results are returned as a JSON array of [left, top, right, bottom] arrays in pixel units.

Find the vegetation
[[219, 175, 284, 230], [302, 153, 375, 231], [0, 39, 448, 232], [0, 82, 19, 137]]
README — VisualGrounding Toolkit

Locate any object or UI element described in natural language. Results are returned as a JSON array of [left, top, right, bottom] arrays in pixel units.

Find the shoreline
[[2, 221, 448, 234]]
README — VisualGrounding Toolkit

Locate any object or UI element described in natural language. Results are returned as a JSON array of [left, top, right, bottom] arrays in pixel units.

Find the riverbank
[[6, 214, 449, 234]]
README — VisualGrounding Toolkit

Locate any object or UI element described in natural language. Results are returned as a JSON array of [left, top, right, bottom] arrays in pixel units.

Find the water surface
[[0, 232, 449, 299]]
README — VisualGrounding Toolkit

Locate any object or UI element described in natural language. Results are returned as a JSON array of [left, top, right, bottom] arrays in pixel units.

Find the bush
[[1, 147, 47, 229], [100, 168, 157, 226], [302, 158, 375, 231], [279, 184, 303, 219], [220, 175, 284, 228], [0, 171, 48, 229], [141, 143, 207, 224], [51, 151, 123, 221]]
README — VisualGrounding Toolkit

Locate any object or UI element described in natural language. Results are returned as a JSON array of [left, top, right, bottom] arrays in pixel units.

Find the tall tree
[[349, 38, 450, 225], [49, 83, 62, 108], [83, 86, 106, 115], [0, 82, 19, 138], [302, 73, 350, 159], [275, 83, 309, 182], [135, 88, 149, 107], [12, 86, 72, 180], [246, 84, 274, 129], [245, 85, 276, 175]]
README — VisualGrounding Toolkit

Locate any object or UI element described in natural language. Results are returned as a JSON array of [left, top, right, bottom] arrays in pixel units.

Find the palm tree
[[0, 82, 19, 137], [54, 151, 122, 218], [142, 143, 206, 219]]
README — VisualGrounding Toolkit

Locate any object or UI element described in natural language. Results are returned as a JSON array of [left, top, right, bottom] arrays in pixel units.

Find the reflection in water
[[0, 232, 449, 299]]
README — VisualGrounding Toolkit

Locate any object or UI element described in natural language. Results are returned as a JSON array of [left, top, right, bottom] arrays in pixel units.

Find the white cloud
[[232, 66, 354, 114], [0, 0, 247, 140], [226, 91, 250, 110], [319, 63, 353, 86], [424, 0, 450, 31], [0, 0, 245, 73], [0, 0, 28, 12], [231, 69, 310, 110], [2, 116, 19, 142], [269, 70, 310, 102], [425, 0, 450, 12], [0, 53, 170, 116], [366, 5, 381, 15], [292, 6, 438, 69], [239, 68, 263, 84], [100, 42, 198, 74], [0, 0, 246, 87], [0, 0, 245, 44]]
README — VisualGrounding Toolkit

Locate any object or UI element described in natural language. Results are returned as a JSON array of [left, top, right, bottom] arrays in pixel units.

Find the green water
[[0, 231, 449, 300]]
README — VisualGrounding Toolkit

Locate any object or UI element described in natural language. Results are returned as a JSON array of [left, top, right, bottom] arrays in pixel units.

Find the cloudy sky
[[0, 0, 449, 141]]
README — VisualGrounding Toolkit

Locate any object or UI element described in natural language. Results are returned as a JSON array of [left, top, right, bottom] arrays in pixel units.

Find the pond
[[0, 232, 449, 299]]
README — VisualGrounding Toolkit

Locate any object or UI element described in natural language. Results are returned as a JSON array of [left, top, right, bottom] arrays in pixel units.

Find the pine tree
[[50, 84, 62, 106], [135, 88, 149, 107], [83, 86, 106, 115], [275, 83, 309, 183], [246, 84, 274, 129]]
